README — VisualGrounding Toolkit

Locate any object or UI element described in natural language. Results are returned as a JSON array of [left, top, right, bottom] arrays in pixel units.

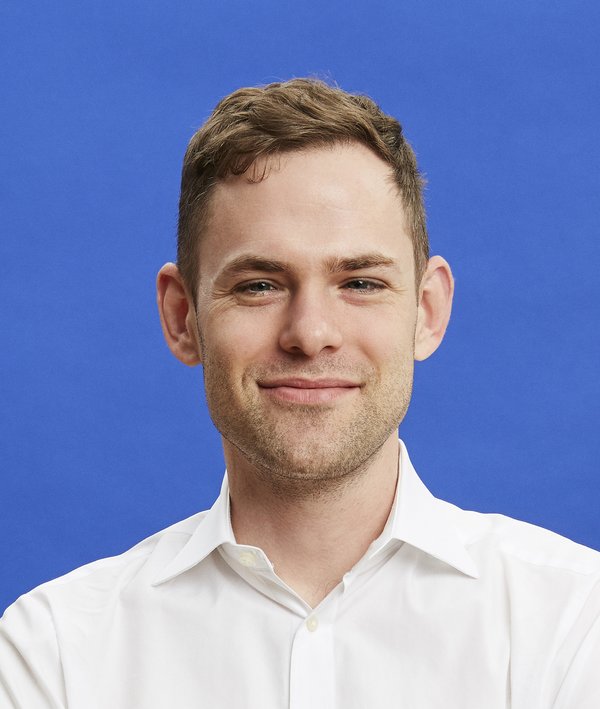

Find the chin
[[248, 430, 388, 488]]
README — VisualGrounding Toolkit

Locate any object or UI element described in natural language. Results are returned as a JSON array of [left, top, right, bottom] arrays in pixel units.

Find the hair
[[177, 78, 429, 294]]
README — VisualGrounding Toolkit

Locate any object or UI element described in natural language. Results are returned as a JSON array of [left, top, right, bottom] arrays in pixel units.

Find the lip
[[258, 378, 360, 404]]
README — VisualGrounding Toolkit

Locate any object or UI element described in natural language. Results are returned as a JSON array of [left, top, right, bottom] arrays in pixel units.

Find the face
[[194, 144, 422, 490]]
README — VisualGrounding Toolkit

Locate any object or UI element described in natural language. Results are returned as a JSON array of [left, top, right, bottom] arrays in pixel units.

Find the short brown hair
[[177, 78, 429, 293]]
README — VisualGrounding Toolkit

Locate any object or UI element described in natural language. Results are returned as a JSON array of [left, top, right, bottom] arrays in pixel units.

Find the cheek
[[354, 311, 416, 360], [202, 315, 276, 371]]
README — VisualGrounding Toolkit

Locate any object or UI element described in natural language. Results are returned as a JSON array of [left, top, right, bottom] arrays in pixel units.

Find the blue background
[[2, 0, 599, 613]]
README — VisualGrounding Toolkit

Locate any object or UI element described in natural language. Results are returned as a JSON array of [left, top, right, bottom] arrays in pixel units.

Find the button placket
[[289, 594, 341, 709]]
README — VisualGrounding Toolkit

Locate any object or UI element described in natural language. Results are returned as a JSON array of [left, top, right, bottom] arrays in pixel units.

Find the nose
[[278, 287, 343, 357]]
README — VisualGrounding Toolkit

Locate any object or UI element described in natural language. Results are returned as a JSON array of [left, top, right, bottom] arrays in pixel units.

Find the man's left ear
[[414, 256, 454, 361]]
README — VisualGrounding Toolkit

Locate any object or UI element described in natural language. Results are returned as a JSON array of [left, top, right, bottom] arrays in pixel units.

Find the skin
[[157, 142, 453, 606]]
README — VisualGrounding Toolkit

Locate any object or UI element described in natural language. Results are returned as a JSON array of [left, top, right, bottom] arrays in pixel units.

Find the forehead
[[198, 143, 412, 276]]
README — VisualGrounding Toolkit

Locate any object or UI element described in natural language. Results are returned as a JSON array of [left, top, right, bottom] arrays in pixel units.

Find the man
[[1, 78, 599, 708]]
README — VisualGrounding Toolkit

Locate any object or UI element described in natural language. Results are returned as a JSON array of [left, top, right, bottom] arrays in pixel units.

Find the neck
[[225, 434, 400, 608]]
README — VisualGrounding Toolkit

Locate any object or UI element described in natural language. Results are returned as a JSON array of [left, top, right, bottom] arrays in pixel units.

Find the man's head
[[176, 78, 429, 298], [158, 80, 453, 496]]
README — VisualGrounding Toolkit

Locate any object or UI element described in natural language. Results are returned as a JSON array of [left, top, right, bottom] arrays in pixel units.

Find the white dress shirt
[[1, 441, 599, 708]]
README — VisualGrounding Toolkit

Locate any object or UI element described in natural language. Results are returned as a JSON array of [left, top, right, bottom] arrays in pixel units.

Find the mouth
[[257, 378, 361, 405]]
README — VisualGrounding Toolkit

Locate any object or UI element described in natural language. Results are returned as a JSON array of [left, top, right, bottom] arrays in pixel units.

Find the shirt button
[[238, 551, 257, 567], [306, 616, 319, 632]]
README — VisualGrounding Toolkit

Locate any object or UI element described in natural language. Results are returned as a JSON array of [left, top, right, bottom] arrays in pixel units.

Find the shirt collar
[[387, 441, 479, 578], [152, 475, 235, 585], [152, 440, 478, 585]]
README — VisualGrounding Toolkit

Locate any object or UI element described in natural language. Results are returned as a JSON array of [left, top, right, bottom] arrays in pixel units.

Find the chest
[[59, 558, 529, 709]]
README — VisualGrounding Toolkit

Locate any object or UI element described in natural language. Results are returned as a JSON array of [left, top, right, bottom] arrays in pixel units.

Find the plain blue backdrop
[[2, 0, 599, 613]]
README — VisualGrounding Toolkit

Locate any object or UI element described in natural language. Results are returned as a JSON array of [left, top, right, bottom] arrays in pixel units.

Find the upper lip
[[258, 378, 360, 389]]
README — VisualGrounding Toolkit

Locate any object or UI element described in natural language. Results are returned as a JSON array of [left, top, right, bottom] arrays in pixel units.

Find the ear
[[156, 263, 202, 366], [414, 256, 454, 361]]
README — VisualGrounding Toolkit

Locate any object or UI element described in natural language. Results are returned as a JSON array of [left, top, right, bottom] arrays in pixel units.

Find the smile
[[257, 378, 361, 404]]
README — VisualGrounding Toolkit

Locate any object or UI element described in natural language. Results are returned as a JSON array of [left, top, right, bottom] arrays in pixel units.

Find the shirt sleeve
[[0, 592, 67, 709], [550, 577, 600, 709]]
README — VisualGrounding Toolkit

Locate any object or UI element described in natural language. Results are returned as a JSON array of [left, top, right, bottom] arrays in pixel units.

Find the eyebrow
[[219, 252, 397, 278], [326, 254, 396, 273], [220, 256, 288, 277]]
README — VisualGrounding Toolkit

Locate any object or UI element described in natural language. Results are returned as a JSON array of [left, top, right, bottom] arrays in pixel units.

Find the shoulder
[[448, 505, 600, 706], [445, 500, 600, 577], [1, 510, 208, 625], [0, 511, 208, 706], [440, 502, 600, 625]]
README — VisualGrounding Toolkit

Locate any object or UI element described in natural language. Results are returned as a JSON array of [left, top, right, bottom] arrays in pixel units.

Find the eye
[[343, 279, 385, 292], [234, 280, 277, 296]]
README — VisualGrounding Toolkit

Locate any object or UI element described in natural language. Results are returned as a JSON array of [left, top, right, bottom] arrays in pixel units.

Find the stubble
[[201, 351, 414, 499]]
